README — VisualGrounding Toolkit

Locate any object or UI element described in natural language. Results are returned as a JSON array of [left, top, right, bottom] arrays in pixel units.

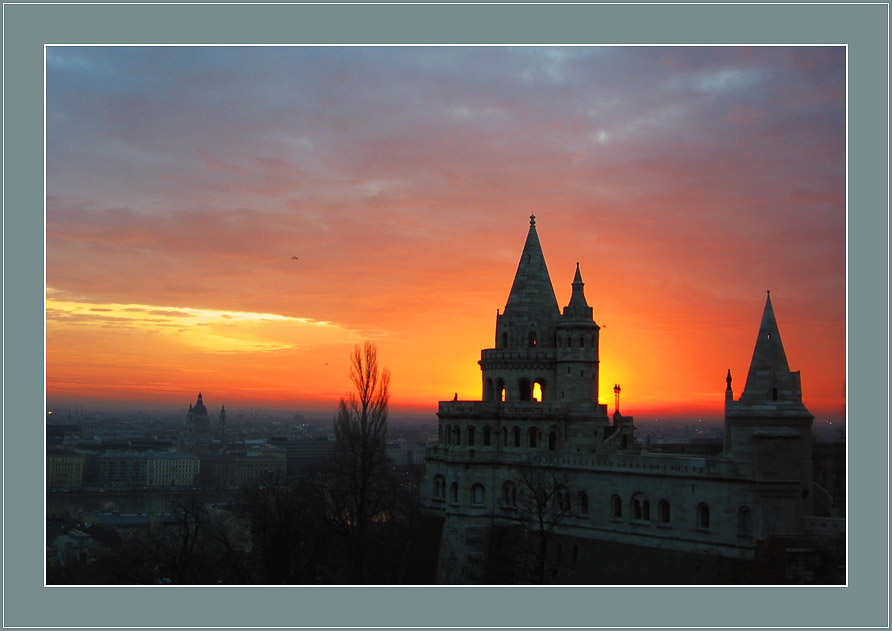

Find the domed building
[[185, 392, 211, 448]]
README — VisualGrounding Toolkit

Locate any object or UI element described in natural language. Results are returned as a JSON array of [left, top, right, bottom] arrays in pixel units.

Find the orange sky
[[45, 46, 846, 421]]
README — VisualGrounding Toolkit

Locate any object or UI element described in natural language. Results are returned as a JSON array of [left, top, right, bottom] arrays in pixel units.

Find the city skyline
[[46, 45, 846, 420]]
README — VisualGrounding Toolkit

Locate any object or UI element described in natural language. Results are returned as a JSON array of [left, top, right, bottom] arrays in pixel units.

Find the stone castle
[[422, 216, 840, 583]]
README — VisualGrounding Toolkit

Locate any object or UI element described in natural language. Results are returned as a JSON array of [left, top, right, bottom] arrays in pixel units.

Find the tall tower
[[555, 262, 601, 404], [724, 292, 814, 531], [217, 404, 226, 442], [480, 215, 561, 402]]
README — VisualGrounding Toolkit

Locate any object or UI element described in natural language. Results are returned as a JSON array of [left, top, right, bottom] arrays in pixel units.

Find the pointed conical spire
[[739, 292, 802, 405], [503, 215, 559, 316], [562, 261, 594, 320], [567, 262, 590, 308]]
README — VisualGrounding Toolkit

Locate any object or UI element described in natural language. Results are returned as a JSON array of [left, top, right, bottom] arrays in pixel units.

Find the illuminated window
[[532, 381, 543, 402]]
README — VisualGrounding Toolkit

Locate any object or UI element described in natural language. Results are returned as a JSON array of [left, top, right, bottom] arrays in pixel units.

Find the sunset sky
[[45, 45, 846, 420]]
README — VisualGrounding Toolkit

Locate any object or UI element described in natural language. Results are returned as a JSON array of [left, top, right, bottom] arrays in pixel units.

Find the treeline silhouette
[[47, 465, 442, 585]]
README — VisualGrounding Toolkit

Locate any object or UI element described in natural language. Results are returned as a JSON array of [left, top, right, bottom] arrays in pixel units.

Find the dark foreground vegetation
[[47, 465, 443, 585]]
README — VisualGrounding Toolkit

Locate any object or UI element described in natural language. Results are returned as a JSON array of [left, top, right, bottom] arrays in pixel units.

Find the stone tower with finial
[[724, 291, 815, 530], [424, 219, 829, 584]]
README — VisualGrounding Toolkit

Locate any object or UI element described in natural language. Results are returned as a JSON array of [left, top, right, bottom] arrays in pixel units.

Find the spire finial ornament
[[529, 214, 536, 227]]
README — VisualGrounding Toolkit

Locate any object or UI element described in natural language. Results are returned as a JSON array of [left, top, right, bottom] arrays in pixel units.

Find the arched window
[[438, 425, 443, 443], [556, 487, 570, 512], [548, 428, 558, 451], [611, 494, 623, 519], [580, 336, 585, 347], [658, 499, 671, 523], [738, 506, 753, 536], [501, 426, 508, 446], [483, 426, 492, 447], [532, 381, 543, 402], [433, 475, 445, 500], [772, 387, 778, 401], [528, 331, 537, 347], [444, 425, 451, 445], [467, 426, 476, 446], [450, 482, 459, 504], [484, 378, 494, 401], [502, 481, 517, 507], [697, 503, 710, 529], [500, 331, 508, 348], [578, 492, 589, 515], [499, 385, 507, 402], [528, 427, 538, 448], [471, 484, 485, 505], [519, 378, 531, 401], [453, 425, 461, 446], [513, 427, 521, 448]]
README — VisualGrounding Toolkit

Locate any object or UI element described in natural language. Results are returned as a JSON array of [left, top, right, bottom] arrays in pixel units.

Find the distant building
[[96, 452, 199, 487], [46, 447, 85, 487], [198, 446, 287, 489], [423, 216, 841, 583], [185, 392, 225, 449], [387, 439, 427, 467]]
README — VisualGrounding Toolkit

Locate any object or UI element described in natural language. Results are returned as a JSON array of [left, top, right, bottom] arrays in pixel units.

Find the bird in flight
[[291, 256, 300, 260]]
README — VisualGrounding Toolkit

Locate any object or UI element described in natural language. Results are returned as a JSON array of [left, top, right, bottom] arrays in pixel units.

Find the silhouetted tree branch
[[511, 461, 575, 583], [330, 341, 393, 583]]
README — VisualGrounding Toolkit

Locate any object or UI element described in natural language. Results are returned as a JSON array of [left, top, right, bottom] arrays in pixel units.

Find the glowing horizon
[[45, 46, 846, 422]]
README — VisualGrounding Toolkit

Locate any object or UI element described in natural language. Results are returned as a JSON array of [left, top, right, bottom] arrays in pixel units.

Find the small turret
[[556, 263, 600, 404]]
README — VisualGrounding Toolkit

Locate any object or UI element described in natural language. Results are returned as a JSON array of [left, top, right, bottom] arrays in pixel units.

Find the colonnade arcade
[[484, 376, 548, 402]]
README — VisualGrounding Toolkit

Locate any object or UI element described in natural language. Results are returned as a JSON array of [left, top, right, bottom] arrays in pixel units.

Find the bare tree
[[330, 341, 393, 582], [239, 470, 332, 584], [511, 460, 575, 584]]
